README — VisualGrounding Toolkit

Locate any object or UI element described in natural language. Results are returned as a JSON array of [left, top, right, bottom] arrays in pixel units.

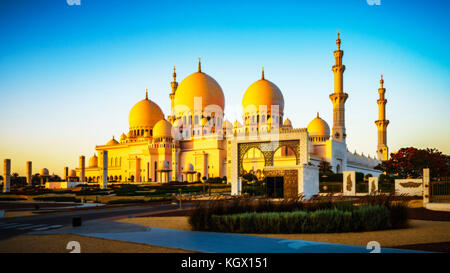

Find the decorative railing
[[431, 180, 450, 202]]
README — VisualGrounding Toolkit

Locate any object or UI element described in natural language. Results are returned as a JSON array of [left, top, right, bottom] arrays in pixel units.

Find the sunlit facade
[[75, 33, 383, 184]]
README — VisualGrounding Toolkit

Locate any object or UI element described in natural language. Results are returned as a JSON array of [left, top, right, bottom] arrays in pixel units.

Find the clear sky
[[0, 0, 449, 176]]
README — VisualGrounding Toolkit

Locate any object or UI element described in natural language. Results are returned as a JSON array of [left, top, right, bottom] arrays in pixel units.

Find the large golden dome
[[173, 63, 225, 115], [129, 91, 164, 131], [307, 113, 330, 139], [242, 71, 284, 115]]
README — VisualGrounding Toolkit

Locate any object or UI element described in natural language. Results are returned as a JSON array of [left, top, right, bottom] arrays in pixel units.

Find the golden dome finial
[[317, 112, 319, 118], [145, 88, 148, 100], [261, 66, 265, 80], [198, 57, 201, 72], [336, 30, 341, 50]]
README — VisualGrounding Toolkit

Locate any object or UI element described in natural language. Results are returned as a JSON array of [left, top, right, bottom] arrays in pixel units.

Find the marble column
[[100, 151, 108, 189], [3, 159, 11, 193], [64, 167, 69, 181], [26, 161, 32, 186], [135, 157, 141, 183], [79, 155, 86, 182], [423, 168, 430, 204]]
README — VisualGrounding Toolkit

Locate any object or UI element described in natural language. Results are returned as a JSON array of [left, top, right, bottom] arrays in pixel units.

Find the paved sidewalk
[[32, 221, 423, 253]]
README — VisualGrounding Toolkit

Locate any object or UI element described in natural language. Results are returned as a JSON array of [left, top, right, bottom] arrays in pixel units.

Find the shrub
[[388, 202, 409, 229], [190, 198, 357, 231], [209, 205, 390, 234]]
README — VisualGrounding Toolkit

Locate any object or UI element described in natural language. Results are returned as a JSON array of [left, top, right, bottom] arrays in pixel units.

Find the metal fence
[[319, 182, 342, 193], [430, 180, 450, 202]]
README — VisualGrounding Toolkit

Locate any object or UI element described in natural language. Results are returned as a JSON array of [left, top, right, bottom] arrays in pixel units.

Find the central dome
[[174, 67, 225, 115], [128, 91, 164, 131], [242, 71, 284, 115]]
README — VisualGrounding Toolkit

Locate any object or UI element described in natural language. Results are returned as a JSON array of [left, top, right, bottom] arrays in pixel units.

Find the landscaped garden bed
[[189, 196, 408, 233]]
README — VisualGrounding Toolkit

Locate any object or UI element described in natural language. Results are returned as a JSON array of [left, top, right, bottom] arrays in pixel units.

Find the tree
[[242, 173, 257, 183], [318, 161, 333, 176], [377, 147, 449, 178]]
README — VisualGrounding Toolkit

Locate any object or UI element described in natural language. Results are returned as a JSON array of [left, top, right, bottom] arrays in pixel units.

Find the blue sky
[[0, 0, 449, 175]]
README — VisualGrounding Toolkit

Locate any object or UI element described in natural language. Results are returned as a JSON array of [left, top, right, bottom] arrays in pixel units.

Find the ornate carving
[[237, 140, 301, 175], [400, 181, 421, 188], [370, 180, 376, 194], [346, 174, 352, 191]]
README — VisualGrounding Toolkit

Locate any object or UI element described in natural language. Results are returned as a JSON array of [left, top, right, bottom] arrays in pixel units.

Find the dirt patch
[[0, 234, 194, 253], [118, 216, 191, 230], [408, 207, 450, 221]]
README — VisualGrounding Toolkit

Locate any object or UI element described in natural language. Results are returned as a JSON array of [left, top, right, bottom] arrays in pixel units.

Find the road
[[0, 202, 187, 241]]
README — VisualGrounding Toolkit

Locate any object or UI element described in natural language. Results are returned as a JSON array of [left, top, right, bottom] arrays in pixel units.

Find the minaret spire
[[169, 66, 179, 124], [173, 66, 177, 81], [336, 30, 341, 50], [375, 73, 389, 161], [329, 31, 348, 143]]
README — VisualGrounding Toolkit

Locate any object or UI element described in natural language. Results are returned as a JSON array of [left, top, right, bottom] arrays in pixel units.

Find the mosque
[[74, 32, 388, 190]]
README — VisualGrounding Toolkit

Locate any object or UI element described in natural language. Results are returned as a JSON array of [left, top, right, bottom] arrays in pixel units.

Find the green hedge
[[210, 205, 390, 233]]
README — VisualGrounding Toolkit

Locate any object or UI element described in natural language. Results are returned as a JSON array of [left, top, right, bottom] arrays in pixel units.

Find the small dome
[[40, 168, 49, 177], [283, 118, 292, 128], [307, 113, 330, 138], [106, 136, 119, 146], [120, 133, 127, 141], [68, 169, 77, 177], [242, 71, 284, 116], [128, 92, 164, 131], [153, 119, 173, 139], [88, 154, 98, 168], [173, 63, 225, 115]]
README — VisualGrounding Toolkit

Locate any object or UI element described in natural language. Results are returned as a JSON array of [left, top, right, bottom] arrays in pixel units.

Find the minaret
[[329, 31, 348, 142], [169, 66, 178, 124], [375, 73, 389, 161]]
